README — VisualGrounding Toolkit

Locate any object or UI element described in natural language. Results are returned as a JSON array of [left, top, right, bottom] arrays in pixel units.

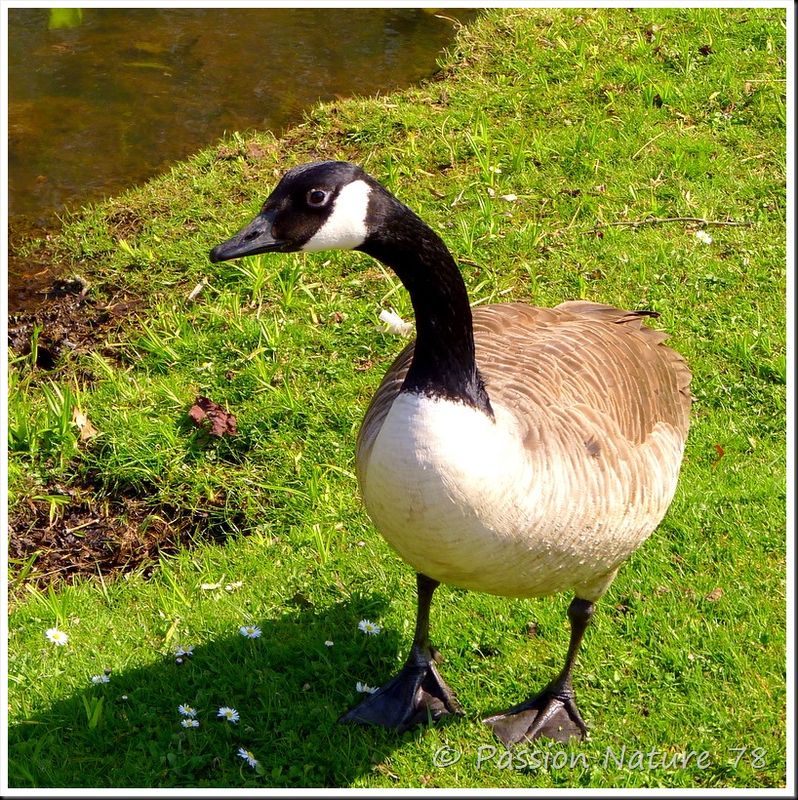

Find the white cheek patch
[[301, 179, 370, 252]]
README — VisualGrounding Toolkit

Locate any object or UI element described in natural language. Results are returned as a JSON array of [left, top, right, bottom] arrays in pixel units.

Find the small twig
[[600, 216, 754, 229], [566, 202, 583, 231], [432, 13, 462, 28], [64, 518, 100, 534], [186, 278, 209, 302]]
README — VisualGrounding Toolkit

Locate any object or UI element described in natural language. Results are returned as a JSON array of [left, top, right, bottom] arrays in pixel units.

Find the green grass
[[6, 8, 787, 789]]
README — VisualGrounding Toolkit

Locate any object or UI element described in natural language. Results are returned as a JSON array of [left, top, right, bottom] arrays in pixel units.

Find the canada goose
[[209, 161, 691, 744]]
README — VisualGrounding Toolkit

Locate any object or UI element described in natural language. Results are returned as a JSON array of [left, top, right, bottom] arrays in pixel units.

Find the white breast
[[358, 392, 684, 601]]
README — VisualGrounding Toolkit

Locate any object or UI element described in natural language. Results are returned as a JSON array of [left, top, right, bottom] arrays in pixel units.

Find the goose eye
[[307, 189, 329, 208]]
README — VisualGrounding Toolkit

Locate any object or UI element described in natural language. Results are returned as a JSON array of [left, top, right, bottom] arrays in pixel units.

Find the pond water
[[6, 7, 476, 309]]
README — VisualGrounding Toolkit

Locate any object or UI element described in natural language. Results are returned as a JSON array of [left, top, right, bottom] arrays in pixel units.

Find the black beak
[[209, 210, 286, 263]]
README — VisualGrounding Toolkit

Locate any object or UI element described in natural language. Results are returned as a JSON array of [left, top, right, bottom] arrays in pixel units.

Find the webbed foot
[[339, 647, 463, 732], [483, 685, 588, 744]]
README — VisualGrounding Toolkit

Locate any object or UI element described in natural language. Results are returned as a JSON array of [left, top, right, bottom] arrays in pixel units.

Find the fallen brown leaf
[[188, 396, 237, 438], [705, 587, 724, 602], [72, 407, 99, 441]]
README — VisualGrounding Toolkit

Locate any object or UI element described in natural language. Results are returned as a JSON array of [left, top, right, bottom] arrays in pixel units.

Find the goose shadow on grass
[[8, 591, 463, 789]]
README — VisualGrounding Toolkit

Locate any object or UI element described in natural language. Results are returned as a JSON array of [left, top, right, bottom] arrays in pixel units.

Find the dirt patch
[[7, 278, 189, 594], [105, 206, 147, 241], [7, 278, 141, 372], [8, 485, 229, 591]]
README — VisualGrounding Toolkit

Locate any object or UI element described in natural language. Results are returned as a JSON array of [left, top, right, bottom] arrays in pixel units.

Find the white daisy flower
[[174, 644, 194, 657], [178, 704, 197, 718], [181, 718, 200, 728], [324, 640, 334, 647], [356, 681, 378, 694], [694, 229, 713, 244], [239, 624, 262, 639], [90, 674, 110, 684], [237, 747, 258, 768], [217, 706, 240, 723], [45, 628, 68, 646], [358, 619, 381, 636]]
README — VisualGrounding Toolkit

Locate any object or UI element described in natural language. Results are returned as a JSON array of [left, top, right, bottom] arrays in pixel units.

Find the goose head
[[209, 161, 391, 262]]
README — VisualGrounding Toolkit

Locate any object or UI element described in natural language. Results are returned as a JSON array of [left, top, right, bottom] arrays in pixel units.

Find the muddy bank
[[7, 276, 139, 370], [8, 280, 151, 589]]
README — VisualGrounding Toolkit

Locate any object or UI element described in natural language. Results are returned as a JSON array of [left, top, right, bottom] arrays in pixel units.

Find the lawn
[[5, 7, 788, 790]]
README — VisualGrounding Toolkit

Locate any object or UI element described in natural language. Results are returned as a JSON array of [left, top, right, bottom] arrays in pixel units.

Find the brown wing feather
[[357, 302, 692, 479]]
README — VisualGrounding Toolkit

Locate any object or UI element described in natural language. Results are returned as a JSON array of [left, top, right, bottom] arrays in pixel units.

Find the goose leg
[[484, 597, 595, 744], [339, 573, 463, 731]]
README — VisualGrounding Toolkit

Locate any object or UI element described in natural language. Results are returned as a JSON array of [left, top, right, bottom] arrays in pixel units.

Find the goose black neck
[[358, 202, 493, 417]]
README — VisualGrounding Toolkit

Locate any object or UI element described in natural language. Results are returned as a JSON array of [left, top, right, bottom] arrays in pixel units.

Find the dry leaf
[[705, 587, 724, 602], [188, 396, 237, 438], [72, 407, 99, 441]]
